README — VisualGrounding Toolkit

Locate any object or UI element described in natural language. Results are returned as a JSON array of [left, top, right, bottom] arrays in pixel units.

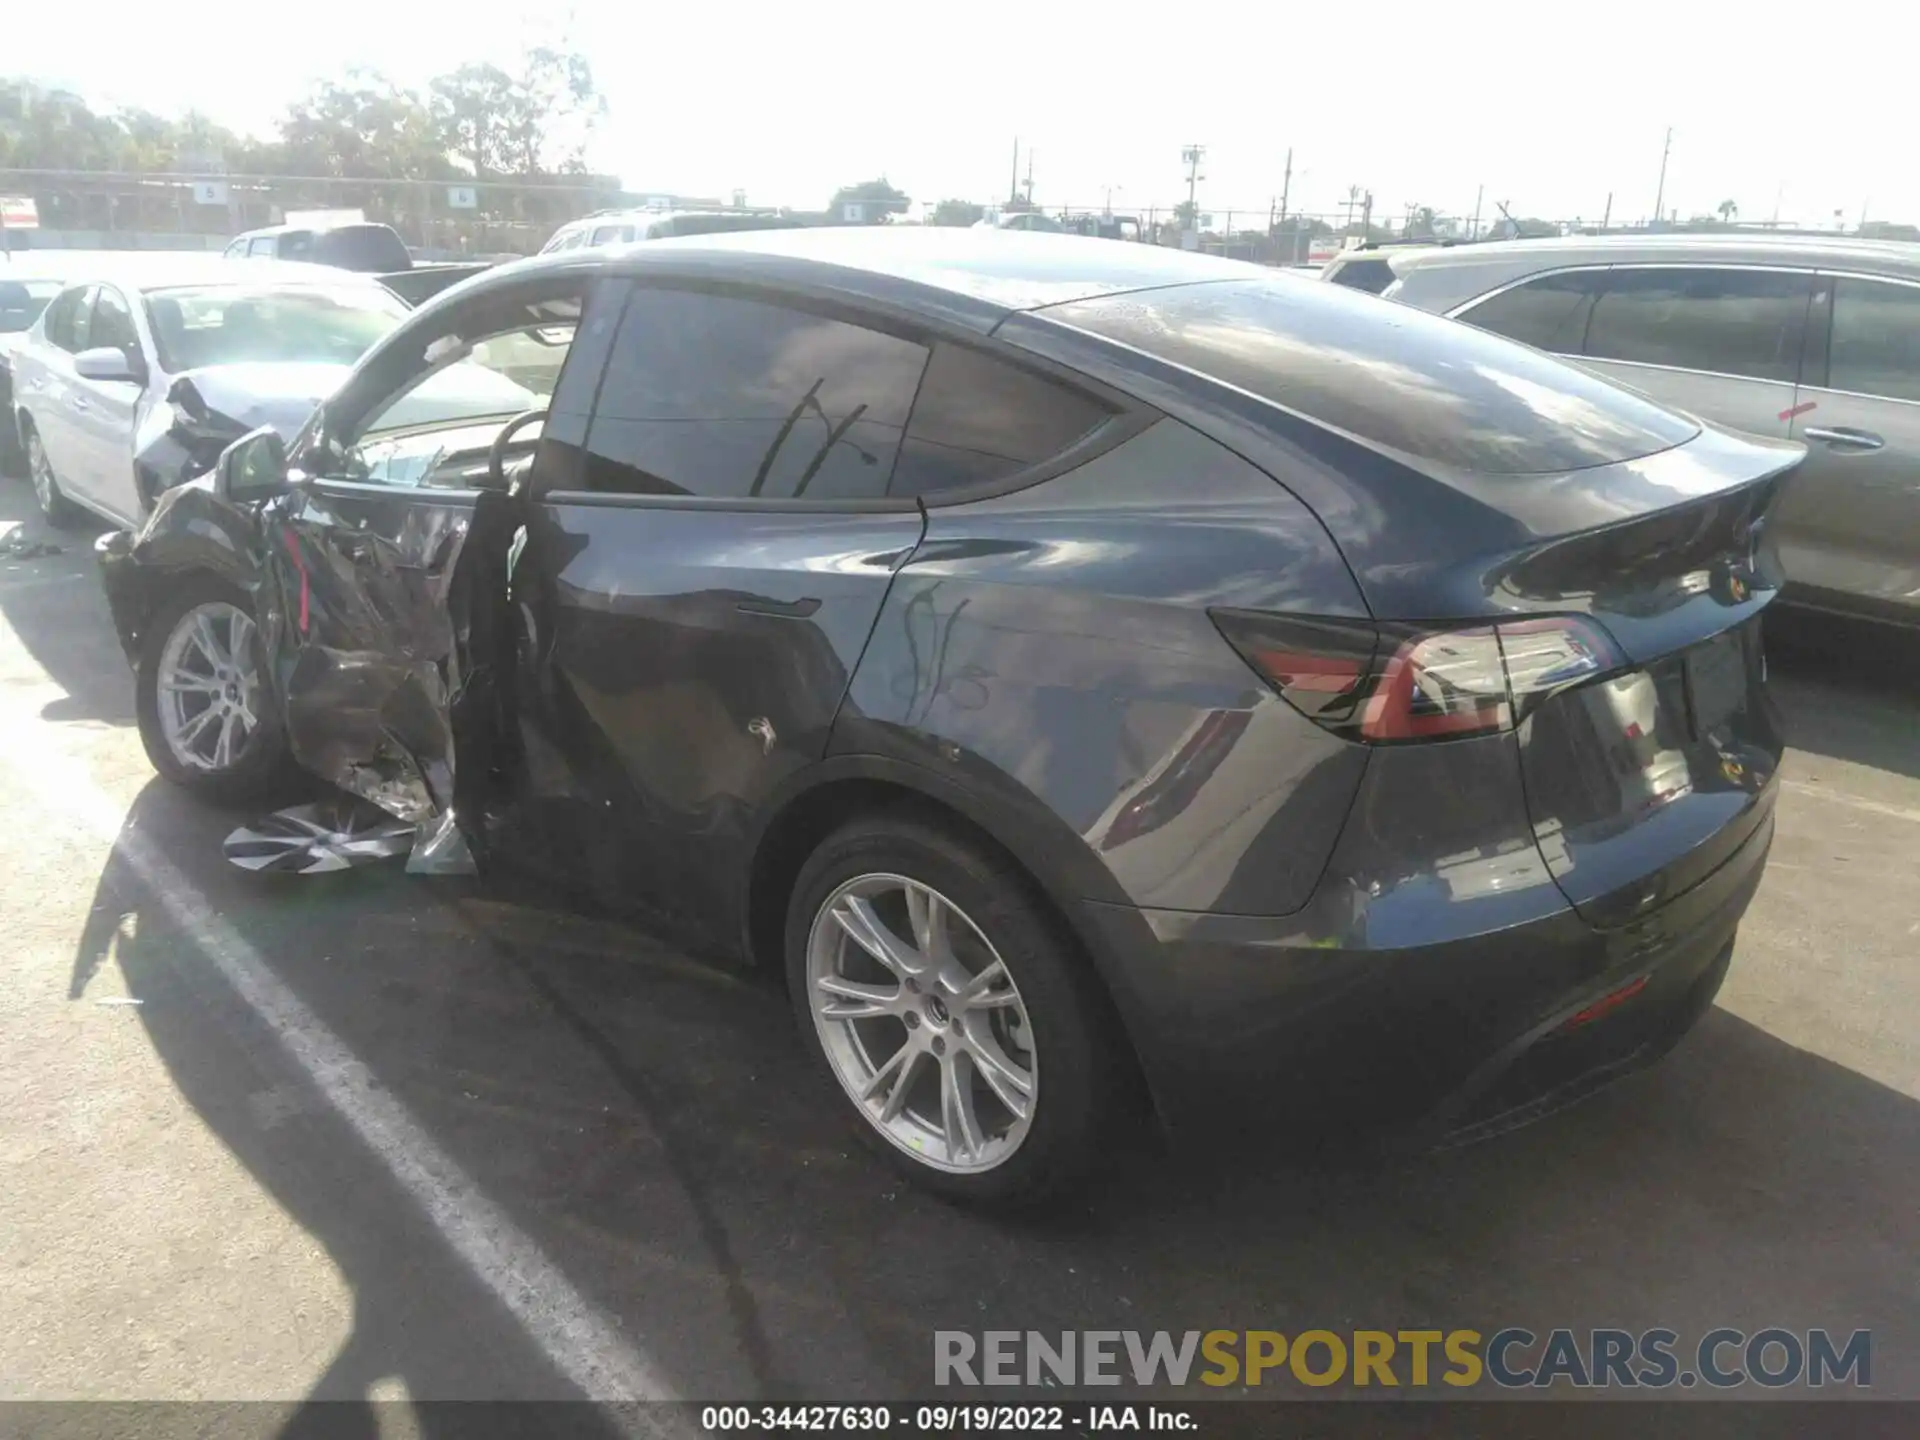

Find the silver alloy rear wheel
[[26, 428, 68, 524], [806, 872, 1037, 1173], [155, 601, 263, 774]]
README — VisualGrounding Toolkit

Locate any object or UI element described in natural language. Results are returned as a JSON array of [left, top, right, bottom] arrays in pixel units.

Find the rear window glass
[[311, 225, 412, 273], [1325, 257, 1396, 294], [1047, 278, 1699, 475], [654, 214, 802, 238]]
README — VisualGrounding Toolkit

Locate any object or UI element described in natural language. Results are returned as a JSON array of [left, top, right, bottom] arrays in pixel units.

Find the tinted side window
[[1584, 268, 1810, 383], [1460, 270, 1602, 352], [583, 288, 927, 500], [40, 287, 84, 350], [45, 286, 96, 353], [891, 343, 1111, 498], [1826, 278, 1920, 403], [90, 286, 139, 354], [248, 237, 277, 258]]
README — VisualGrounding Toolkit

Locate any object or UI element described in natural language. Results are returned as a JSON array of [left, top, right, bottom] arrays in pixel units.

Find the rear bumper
[[1078, 789, 1774, 1145]]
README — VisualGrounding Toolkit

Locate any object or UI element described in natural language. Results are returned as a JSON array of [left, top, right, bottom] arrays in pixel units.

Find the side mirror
[[74, 345, 145, 385], [213, 426, 291, 503]]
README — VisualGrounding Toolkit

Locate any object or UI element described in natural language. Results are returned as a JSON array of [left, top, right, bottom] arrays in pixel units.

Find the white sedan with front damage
[[9, 253, 535, 529]]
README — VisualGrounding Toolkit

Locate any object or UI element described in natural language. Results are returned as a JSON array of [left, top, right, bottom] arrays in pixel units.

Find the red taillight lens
[[1212, 610, 1624, 744]]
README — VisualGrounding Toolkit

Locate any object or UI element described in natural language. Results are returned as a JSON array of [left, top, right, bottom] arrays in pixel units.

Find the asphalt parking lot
[[1, 481, 1916, 1415]]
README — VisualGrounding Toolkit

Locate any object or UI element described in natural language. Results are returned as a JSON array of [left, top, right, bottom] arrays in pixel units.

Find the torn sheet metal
[[266, 486, 527, 874], [224, 797, 416, 873]]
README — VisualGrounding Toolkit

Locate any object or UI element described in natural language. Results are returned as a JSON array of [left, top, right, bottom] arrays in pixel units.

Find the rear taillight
[[1211, 609, 1624, 744]]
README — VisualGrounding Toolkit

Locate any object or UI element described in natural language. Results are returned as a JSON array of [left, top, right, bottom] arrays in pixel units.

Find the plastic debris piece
[[224, 796, 418, 874], [405, 807, 478, 876], [0, 524, 63, 560]]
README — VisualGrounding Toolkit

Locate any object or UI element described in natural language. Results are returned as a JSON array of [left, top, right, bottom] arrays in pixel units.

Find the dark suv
[[98, 229, 1797, 1204]]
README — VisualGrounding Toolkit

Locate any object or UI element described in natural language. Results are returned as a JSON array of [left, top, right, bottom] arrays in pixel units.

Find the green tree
[[930, 198, 984, 227], [430, 63, 518, 178], [280, 71, 448, 180], [1717, 198, 1739, 223], [828, 178, 910, 224], [501, 46, 606, 174]]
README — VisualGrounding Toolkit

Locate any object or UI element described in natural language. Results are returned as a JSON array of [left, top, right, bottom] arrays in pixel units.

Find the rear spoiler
[[378, 262, 497, 307]]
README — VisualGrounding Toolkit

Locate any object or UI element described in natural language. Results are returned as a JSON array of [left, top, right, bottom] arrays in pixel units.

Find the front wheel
[[786, 813, 1117, 1207], [136, 577, 297, 805]]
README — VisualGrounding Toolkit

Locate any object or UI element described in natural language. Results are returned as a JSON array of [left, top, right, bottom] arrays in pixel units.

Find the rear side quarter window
[[891, 342, 1112, 499], [1458, 270, 1603, 352]]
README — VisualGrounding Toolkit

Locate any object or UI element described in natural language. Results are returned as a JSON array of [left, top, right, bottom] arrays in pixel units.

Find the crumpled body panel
[[263, 485, 525, 874]]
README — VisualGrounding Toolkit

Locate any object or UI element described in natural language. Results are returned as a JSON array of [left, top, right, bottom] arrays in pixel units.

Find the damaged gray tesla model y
[[96, 229, 1797, 1205]]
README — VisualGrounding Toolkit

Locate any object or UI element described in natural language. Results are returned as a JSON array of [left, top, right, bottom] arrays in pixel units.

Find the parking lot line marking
[[1782, 779, 1920, 825], [1, 739, 674, 1405]]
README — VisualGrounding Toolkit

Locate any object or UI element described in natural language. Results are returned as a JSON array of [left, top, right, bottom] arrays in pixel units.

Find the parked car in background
[[101, 229, 1793, 1205], [1384, 234, 1920, 631], [1, 251, 118, 474], [1319, 238, 1461, 293], [11, 254, 535, 528], [973, 211, 1066, 233], [225, 220, 494, 305], [538, 209, 802, 254]]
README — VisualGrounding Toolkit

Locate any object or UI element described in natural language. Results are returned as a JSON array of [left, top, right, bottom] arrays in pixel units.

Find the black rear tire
[[23, 421, 82, 529], [785, 810, 1118, 1208], [135, 575, 301, 807]]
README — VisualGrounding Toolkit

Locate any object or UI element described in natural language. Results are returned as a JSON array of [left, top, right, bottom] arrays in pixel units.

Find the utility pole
[[1652, 126, 1673, 229], [1182, 144, 1206, 231], [1278, 147, 1292, 226], [1009, 138, 1020, 205], [1342, 185, 1359, 231], [1024, 150, 1035, 206], [1601, 192, 1612, 231], [1360, 190, 1373, 237], [1471, 184, 1483, 240]]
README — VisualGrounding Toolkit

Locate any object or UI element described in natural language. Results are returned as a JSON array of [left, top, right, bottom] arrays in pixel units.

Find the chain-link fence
[[0, 168, 740, 257]]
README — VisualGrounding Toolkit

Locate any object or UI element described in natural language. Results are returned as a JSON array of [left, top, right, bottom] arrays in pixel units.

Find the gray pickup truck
[[222, 221, 495, 306]]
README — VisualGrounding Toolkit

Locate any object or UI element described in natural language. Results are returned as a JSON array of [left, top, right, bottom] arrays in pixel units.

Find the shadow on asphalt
[[67, 767, 1920, 1416], [1764, 607, 1920, 780], [0, 486, 128, 727]]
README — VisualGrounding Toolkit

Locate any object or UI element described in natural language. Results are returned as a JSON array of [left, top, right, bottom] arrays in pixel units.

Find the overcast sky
[[10, 0, 1911, 228]]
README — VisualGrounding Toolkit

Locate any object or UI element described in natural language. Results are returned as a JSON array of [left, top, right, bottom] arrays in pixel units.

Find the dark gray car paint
[[98, 231, 1796, 1144], [837, 418, 1370, 918]]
